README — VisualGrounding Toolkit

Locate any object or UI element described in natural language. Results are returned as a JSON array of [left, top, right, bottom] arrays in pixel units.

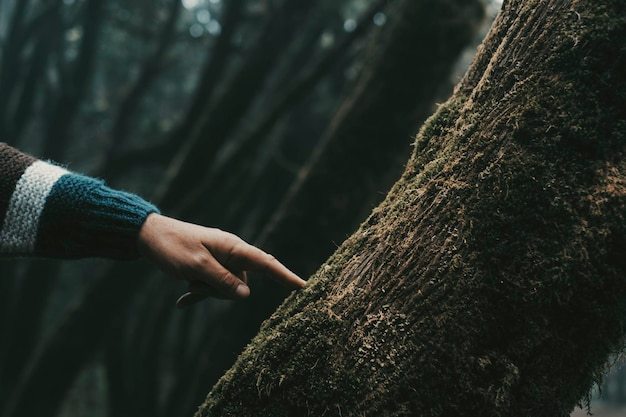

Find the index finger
[[234, 244, 306, 289]]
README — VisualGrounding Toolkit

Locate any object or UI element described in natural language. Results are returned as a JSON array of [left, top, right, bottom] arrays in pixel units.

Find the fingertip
[[288, 273, 307, 289], [235, 284, 250, 299]]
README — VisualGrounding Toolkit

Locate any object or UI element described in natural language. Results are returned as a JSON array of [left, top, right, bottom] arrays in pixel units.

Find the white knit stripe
[[0, 161, 69, 253]]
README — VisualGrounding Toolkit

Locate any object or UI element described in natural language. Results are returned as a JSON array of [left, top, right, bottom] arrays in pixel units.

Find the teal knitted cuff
[[35, 173, 160, 259]]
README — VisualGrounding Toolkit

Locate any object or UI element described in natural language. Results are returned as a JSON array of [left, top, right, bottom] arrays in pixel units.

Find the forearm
[[0, 143, 159, 259]]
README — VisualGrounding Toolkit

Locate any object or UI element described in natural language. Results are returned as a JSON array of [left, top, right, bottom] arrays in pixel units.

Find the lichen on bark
[[197, 0, 626, 416]]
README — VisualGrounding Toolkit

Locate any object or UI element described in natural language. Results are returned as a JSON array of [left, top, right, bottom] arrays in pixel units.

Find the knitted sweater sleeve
[[0, 143, 160, 259]]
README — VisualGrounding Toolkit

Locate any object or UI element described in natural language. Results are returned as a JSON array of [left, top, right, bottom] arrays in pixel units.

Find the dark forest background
[[0, 0, 624, 416]]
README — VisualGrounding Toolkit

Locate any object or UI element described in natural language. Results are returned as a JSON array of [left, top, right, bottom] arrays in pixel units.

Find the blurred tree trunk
[[197, 0, 626, 415], [174, 0, 392, 217], [0, 263, 150, 417], [0, 1, 62, 145], [0, 0, 31, 140], [8, 6, 61, 142], [43, 0, 104, 161], [188, 0, 485, 393], [0, 261, 60, 400], [156, 0, 319, 210], [103, 0, 247, 177], [104, 282, 172, 417], [100, 0, 181, 171], [171, 0, 392, 219]]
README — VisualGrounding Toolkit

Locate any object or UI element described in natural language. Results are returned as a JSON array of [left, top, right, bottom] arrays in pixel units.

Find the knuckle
[[179, 252, 212, 279], [262, 253, 277, 270], [225, 241, 247, 264], [190, 252, 212, 269]]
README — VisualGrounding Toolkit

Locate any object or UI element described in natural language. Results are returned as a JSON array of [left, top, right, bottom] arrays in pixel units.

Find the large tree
[[196, 0, 626, 416]]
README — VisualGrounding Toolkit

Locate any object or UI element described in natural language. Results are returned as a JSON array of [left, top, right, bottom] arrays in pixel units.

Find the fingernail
[[236, 285, 250, 298], [176, 292, 203, 308]]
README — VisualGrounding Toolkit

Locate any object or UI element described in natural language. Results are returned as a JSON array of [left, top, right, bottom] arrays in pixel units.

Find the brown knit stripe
[[0, 143, 37, 227]]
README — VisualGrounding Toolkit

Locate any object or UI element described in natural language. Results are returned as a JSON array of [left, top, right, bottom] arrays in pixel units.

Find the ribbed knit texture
[[0, 143, 160, 260], [0, 143, 36, 227], [35, 174, 160, 259]]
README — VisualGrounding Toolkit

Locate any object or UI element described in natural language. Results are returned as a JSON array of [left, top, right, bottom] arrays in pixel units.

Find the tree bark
[[197, 0, 626, 416]]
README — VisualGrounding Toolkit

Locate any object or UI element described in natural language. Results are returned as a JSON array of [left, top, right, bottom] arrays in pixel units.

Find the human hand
[[137, 213, 305, 307]]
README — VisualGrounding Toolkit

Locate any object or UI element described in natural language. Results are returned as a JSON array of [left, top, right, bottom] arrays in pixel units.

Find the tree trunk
[[197, 0, 626, 416]]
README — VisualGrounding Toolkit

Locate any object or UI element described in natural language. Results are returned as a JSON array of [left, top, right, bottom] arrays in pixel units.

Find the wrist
[[138, 212, 163, 257]]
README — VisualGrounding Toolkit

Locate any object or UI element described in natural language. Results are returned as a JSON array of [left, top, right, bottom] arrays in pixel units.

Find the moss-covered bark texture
[[197, 0, 626, 416]]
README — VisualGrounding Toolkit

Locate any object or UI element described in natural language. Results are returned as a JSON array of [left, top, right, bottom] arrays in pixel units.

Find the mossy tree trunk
[[197, 0, 626, 416]]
